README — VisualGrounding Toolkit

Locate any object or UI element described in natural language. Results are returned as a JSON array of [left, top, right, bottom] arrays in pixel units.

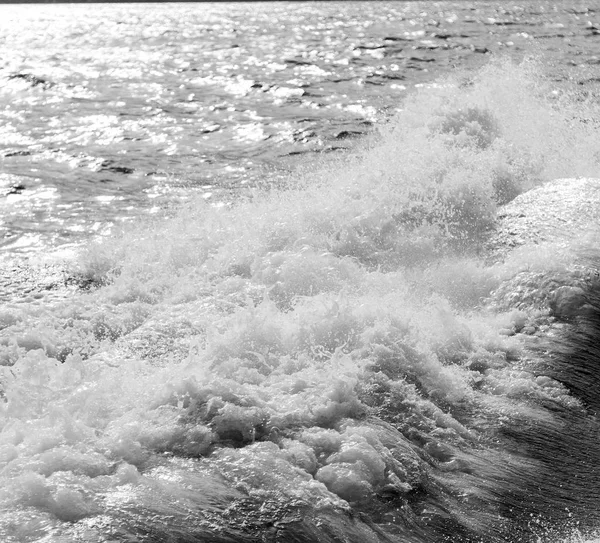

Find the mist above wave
[[1, 59, 600, 542]]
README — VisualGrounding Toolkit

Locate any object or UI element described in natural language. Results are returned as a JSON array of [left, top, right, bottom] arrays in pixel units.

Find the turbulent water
[[2, 2, 600, 543], [1, 0, 599, 255]]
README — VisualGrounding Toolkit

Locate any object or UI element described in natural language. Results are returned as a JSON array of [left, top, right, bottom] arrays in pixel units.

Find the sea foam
[[1, 59, 600, 542]]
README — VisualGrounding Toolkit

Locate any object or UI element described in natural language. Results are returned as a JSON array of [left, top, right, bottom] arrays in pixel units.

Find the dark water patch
[[7, 73, 54, 90], [499, 410, 600, 538], [335, 130, 366, 140], [538, 278, 600, 414], [285, 59, 316, 67], [4, 150, 31, 158], [408, 57, 436, 63], [5, 184, 26, 196], [98, 160, 135, 175], [384, 36, 416, 43]]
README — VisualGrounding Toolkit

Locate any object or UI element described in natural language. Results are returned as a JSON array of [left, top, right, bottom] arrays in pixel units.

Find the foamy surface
[[1, 3, 600, 543]]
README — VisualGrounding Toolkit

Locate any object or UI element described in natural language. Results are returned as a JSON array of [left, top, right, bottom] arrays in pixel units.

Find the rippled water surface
[[0, 1, 599, 253]]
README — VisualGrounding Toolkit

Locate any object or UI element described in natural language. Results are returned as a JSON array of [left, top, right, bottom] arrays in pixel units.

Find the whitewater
[[1, 2, 600, 542]]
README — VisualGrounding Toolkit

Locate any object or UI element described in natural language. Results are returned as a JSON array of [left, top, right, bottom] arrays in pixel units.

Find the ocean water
[[1, 2, 600, 542], [1, 0, 599, 256]]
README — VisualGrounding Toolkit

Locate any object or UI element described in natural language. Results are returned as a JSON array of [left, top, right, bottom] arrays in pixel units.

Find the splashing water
[[1, 59, 600, 542]]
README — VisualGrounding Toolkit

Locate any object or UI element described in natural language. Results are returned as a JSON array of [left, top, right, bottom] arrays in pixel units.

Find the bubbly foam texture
[[1, 59, 600, 542]]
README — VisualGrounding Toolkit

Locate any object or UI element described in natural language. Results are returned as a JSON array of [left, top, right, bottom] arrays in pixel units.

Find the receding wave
[[1, 58, 600, 543]]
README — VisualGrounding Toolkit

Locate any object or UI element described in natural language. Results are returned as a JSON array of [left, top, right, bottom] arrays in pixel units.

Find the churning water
[[1, 2, 600, 542]]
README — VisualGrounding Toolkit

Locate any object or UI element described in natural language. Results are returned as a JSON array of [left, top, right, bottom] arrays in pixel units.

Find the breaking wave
[[1, 59, 600, 543]]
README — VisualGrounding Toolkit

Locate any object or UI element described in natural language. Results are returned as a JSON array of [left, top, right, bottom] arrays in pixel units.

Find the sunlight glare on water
[[1, 2, 600, 542], [0, 1, 599, 257]]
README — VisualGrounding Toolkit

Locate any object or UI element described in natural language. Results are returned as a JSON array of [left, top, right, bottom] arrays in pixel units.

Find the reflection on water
[[0, 1, 599, 253]]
